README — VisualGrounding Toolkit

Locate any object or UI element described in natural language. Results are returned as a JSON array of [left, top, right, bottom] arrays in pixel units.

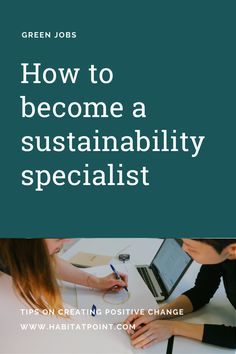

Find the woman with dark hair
[[0, 239, 128, 315], [125, 239, 236, 349]]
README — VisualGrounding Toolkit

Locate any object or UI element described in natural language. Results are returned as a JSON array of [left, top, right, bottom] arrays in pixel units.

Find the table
[[62, 238, 235, 354]]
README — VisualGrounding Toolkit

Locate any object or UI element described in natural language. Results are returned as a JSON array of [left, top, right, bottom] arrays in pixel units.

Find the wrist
[[171, 321, 204, 341], [87, 274, 100, 288], [171, 321, 181, 336], [156, 320, 177, 336]]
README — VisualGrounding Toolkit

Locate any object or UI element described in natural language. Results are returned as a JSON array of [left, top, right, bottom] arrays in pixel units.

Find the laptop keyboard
[[137, 266, 164, 299]]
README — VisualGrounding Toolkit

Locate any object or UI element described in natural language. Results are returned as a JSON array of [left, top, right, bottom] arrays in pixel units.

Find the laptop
[[136, 239, 192, 302]]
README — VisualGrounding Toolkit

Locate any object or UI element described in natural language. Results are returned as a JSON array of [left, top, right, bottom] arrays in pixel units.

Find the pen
[[110, 264, 128, 292]]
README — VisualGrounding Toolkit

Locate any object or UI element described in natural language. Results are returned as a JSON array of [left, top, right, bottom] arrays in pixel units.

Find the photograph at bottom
[[0, 238, 235, 354]]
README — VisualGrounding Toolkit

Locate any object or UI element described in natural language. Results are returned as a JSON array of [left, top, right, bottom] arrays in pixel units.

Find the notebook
[[70, 251, 113, 268]]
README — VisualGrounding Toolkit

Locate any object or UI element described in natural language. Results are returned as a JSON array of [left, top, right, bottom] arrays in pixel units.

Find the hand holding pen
[[92, 267, 128, 291], [110, 264, 129, 292]]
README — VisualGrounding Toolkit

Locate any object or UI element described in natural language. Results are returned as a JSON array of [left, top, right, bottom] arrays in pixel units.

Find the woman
[[0, 239, 128, 315], [125, 239, 236, 349]]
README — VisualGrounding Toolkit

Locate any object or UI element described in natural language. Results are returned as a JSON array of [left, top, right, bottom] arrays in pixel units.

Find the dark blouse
[[183, 260, 236, 348]]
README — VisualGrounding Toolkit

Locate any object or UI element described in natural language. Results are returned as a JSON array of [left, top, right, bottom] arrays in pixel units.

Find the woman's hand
[[124, 311, 158, 334], [129, 320, 175, 349], [95, 272, 128, 292]]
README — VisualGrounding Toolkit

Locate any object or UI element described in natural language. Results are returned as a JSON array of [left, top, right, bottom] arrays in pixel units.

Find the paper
[[103, 289, 130, 305], [76, 264, 158, 323], [0, 270, 167, 354], [74, 264, 168, 354]]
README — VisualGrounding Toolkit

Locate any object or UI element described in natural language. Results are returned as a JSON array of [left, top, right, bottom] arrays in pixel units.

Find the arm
[[125, 294, 193, 329], [183, 264, 222, 310], [54, 256, 128, 291], [55, 256, 100, 288], [128, 295, 234, 349], [154, 294, 193, 318], [126, 264, 233, 349], [127, 264, 222, 329], [157, 289, 236, 348], [125, 294, 204, 349], [130, 320, 204, 349], [130, 321, 236, 349], [203, 324, 236, 349]]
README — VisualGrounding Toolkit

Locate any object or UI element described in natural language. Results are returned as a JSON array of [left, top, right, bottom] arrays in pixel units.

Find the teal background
[[0, 1, 235, 237]]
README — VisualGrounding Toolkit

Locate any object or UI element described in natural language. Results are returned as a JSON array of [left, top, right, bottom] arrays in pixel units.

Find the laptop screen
[[152, 239, 192, 293]]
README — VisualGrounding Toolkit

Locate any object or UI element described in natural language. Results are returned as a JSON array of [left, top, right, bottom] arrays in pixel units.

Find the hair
[[194, 239, 236, 254], [0, 239, 64, 316]]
